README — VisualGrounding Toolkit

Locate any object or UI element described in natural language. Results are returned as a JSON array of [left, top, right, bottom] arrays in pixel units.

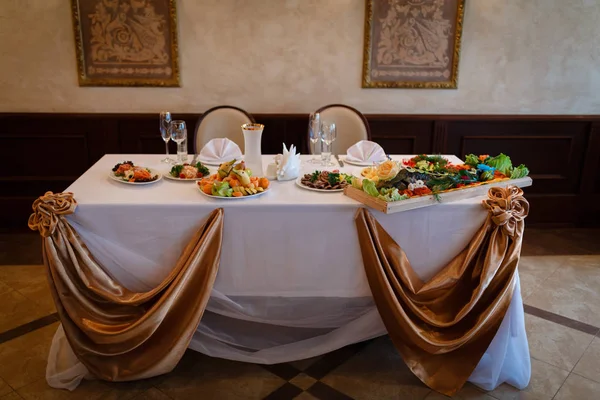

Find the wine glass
[[308, 112, 321, 164], [320, 121, 337, 167], [159, 111, 173, 163], [170, 120, 187, 164]]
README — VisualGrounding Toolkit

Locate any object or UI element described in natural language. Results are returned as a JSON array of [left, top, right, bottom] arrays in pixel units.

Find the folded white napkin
[[275, 144, 301, 181], [199, 138, 242, 162], [345, 140, 386, 163]]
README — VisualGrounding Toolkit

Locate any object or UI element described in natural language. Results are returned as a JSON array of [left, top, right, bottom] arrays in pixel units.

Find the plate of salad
[[196, 159, 270, 199], [165, 161, 211, 181], [109, 161, 161, 185], [296, 170, 354, 192]]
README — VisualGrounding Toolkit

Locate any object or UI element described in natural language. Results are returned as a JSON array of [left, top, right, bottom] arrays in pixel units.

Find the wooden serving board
[[343, 176, 533, 214]]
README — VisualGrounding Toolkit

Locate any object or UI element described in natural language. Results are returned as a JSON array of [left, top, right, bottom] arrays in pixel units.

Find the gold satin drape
[[355, 187, 529, 396], [29, 192, 224, 382]]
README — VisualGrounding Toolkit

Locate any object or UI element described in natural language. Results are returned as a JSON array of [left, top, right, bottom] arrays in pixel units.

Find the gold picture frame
[[362, 0, 465, 89], [70, 0, 180, 87]]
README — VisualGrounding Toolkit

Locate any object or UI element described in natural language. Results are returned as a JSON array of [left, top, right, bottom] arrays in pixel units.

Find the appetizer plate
[[108, 168, 162, 185], [163, 173, 203, 182], [295, 176, 345, 193], [197, 185, 269, 199], [342, 157, 386, 167], [197, 156, 244, 166]]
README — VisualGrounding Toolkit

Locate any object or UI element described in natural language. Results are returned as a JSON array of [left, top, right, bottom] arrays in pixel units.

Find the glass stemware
[[170, 120, 188, 164], [159, 111, 173, 163], [320, 121, 337, 167], [308, 112, 322, 164]]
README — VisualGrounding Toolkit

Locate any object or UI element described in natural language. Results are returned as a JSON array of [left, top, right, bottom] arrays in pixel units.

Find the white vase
[[241, 123, 264, 176]]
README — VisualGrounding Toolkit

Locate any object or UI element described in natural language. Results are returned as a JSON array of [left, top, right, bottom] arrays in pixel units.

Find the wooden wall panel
[[446, 121, 588, 193], [1, 113, 599, 230], [369, 118, 433, 154]]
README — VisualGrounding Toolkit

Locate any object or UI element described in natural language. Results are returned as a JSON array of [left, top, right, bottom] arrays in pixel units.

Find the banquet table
[[47, 154, 530, 391]]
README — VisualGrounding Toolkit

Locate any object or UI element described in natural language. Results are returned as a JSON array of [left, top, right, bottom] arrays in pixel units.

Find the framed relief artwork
[[362, 0, 465, 89], [70, 0, 180, 87]]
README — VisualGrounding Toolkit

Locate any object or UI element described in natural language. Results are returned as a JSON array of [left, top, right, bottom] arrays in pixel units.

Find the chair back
[[194, 106, 255, 153], [311, 104, 371, 155]]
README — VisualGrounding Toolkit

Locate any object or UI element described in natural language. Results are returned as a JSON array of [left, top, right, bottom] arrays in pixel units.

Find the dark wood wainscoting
[[1, 113, 599, 230]]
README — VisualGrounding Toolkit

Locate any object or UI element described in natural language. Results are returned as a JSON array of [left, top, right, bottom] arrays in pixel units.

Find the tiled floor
[[0, 228, 598, 399]]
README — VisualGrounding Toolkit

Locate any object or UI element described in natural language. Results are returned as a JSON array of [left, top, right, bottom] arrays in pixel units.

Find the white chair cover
[[313, 105, 370, 155], [194, 107, 254, 153]]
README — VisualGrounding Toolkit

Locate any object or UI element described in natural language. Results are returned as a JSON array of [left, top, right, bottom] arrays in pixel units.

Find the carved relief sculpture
[[71, 0, 179, 86], [363, 0, 464, 88]]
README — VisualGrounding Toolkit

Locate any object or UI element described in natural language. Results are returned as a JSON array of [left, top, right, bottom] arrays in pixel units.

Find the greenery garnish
[[170, 164, 184, 177], [327, 172, 340, 186], [194, 162, 210, 177], [310, 171, 320, 182]]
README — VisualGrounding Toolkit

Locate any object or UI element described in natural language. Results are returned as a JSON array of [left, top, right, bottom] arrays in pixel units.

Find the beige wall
[[0, 0, 599, 114]]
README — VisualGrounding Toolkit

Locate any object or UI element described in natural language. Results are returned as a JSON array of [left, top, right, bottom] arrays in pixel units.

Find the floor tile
[[489, 358, 569, 400], [289, 356, 323, 372], [0, 377, 11, 397], [0, 290, 53, 334], [289, 373, 317, 390], [17, 378, 155, 400], [0, 323, 58, 389], [320, 336, 432, 400], [0, 234, 42, 265], [554, 373, 600, 399], [526, 256, 600, 327], [293, 393, 320, 400], [0, 392, 23, 400], [525, 314, 594, 371], [156, 350, 284, 400], [424, 383, 494, 399], [0, 265, 55, 314], [573, 336, 600, 383], [132, 388, 172, 400], [17, 379, 107, 400], [520, 229, 600, 257], [0, 282, 11, 296], [518, 256, 563, 300]]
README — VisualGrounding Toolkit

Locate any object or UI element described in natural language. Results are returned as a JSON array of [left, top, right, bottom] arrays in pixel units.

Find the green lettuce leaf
[[480, 170, 495, 181], [510, 164, 529, 179], [485, 153, 512, 175], [464, 154, 480, 168], [211, 181, 233, 197], [362, 179, 379, 197], [378, 188, 408, 202]]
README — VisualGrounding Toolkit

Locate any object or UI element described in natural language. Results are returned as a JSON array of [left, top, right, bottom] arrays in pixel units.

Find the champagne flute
[[170, 120, 188, 164], [159, 111, 173, 163], [308, 112, 321, 164], [320, 121, 337, 167]]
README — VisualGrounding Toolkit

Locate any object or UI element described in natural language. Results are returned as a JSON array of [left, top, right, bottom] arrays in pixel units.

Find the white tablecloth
[[48, 154, 530, 391]]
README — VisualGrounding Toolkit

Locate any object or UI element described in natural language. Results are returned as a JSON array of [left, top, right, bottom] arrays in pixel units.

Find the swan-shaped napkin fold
[[275, 144, 301, 181], [199, 138, 243, 163], [346, 140, 387, 164]]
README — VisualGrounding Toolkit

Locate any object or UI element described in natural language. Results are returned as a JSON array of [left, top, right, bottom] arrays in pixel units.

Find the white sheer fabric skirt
[[47, 201, 531, 391], [47, 276, 530, 392]]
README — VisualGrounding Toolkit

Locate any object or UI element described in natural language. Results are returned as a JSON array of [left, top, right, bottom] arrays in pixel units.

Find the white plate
[[108, 168, 162, 185], [342, 157, 386, 167], [197, 184, 269, 199], [196, 156, 243, 166], [295, 176, 345, 193]]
